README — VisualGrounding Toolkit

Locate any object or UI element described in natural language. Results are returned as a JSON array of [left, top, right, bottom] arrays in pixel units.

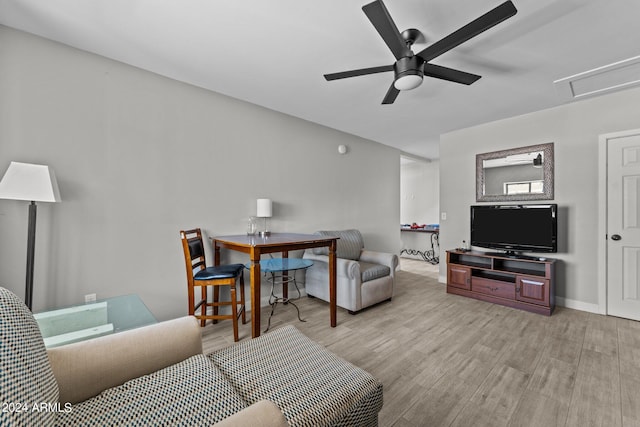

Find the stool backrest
[[180, 228, 207, 283]]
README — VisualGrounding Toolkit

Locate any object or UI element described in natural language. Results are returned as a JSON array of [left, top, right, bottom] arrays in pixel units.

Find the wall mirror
[[476, 143, 554, 202]]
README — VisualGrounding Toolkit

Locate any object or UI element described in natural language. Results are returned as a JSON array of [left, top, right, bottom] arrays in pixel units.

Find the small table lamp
[[0, 162, 61, 310], [257, 198, 272, 237]]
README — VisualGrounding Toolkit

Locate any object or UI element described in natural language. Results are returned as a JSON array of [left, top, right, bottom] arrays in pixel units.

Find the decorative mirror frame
[[476, 142, 554, 202]]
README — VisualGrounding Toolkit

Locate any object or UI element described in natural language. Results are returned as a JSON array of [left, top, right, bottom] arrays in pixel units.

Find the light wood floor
[[201, 258, 640, 427]]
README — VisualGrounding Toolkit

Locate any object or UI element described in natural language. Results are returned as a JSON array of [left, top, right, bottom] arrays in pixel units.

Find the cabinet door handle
[[522, 279, 542, 286]]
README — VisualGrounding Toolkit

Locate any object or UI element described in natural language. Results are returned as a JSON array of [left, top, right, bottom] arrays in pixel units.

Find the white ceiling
[[1, 0, 639, 159]]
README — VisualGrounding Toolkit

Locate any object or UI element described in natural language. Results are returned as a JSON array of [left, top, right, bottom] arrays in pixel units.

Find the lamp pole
[[25, 201, 37, 310]]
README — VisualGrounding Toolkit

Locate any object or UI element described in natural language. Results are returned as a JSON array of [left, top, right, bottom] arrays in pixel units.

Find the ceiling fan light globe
[[394, 74, 423, 91]]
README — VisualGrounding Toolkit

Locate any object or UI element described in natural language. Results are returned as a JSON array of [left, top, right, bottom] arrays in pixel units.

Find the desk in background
[[400, 226, 440, 264]]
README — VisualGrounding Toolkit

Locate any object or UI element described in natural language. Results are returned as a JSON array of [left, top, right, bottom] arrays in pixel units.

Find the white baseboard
[[554, 296, 601, 314]]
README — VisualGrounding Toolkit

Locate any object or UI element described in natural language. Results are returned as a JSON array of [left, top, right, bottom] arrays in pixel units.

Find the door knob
[[611, 234, 622, 241]]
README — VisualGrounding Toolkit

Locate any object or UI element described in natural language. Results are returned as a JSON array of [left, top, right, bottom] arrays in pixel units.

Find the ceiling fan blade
[[382, 83, 400, 104], [324, 65, 394, 81], [362, 0, 411, 60], [416, 1, 517, 63], [423, 63, 481, 85]]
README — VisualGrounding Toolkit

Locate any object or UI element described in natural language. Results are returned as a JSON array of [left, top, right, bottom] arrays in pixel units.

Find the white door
[[607, 131, 640, 320]]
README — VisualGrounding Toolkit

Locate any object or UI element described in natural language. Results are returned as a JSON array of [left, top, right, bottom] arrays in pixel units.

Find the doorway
[[400, 156, 439, 261]]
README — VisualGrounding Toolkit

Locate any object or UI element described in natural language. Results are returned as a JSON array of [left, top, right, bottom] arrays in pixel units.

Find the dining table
[[212, 233, 338, 338]]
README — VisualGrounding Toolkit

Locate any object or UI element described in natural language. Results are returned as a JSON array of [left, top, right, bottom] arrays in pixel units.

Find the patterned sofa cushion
[[55, 354, 248, 426], [312, 229, 364, 260], [208, 325, 383, 427], [0, 287, 59, 427]]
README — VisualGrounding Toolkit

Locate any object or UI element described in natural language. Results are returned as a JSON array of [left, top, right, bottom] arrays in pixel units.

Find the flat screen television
[[470, 204, 557, 254]]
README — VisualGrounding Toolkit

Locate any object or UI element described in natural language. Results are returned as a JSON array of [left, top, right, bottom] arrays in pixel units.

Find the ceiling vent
[[554, 55, 640, 102]]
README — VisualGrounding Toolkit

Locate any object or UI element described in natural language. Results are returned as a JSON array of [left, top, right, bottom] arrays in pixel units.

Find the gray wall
[[0, 26, 402, 319], [400, 158, 439, 225], [440, 85, 640, 311]]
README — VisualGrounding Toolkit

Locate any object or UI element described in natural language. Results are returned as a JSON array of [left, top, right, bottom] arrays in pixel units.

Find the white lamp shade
[[0, 162, 61, 202], [256, 198, 272, 218]]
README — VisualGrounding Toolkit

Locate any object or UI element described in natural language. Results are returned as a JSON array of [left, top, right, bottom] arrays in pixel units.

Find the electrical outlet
[[441, 212, 447, 221], [84, 293, 97, 303]]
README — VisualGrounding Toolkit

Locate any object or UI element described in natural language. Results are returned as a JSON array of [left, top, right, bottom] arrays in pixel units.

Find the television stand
[[446, 250, 556, 315]]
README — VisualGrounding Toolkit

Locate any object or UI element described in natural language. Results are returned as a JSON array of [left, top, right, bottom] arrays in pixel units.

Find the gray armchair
[[303, 229, 398, 313]]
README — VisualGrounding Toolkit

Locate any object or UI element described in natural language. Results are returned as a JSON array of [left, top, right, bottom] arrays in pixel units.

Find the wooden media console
[[446, 250, 555, 315]]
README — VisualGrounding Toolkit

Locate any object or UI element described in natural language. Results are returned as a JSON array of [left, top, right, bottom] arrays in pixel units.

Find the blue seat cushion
[[194, 264, 244, 281]]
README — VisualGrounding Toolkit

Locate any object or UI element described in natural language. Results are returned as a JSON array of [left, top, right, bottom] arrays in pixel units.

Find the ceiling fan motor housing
[[394, 56, 425, 90]]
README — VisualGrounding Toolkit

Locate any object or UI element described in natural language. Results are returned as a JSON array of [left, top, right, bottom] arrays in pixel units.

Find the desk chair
[[245, 258, 313, 332], [180, 228, 246, 341]]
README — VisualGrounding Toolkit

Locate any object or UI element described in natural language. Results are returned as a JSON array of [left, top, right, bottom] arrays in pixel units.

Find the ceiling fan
[[324, 0, 518, 104]]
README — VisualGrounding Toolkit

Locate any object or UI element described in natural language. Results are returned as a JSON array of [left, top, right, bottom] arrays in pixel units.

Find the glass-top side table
[[34, 294, 157, 348], [244, 258, 313, 332]]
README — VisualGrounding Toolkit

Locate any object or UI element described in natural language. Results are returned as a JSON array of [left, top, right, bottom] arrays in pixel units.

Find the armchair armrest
[[360, 250, 399, 274], [48, 316, 202, 404], [303, 252, 360, 279], [213, 400, 288, 427]]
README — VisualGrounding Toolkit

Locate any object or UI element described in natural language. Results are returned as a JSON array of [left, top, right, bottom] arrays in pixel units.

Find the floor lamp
[[0, 162, 61, 310]]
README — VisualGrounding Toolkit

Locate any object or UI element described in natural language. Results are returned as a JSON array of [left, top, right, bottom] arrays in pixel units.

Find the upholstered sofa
[[303, 229, 399, 313], [1, 286, 383, 426]]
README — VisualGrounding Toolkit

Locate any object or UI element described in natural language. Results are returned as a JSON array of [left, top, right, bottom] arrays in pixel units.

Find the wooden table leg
[[250, 248, 261, 338], [329, 239, 337, 327]]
